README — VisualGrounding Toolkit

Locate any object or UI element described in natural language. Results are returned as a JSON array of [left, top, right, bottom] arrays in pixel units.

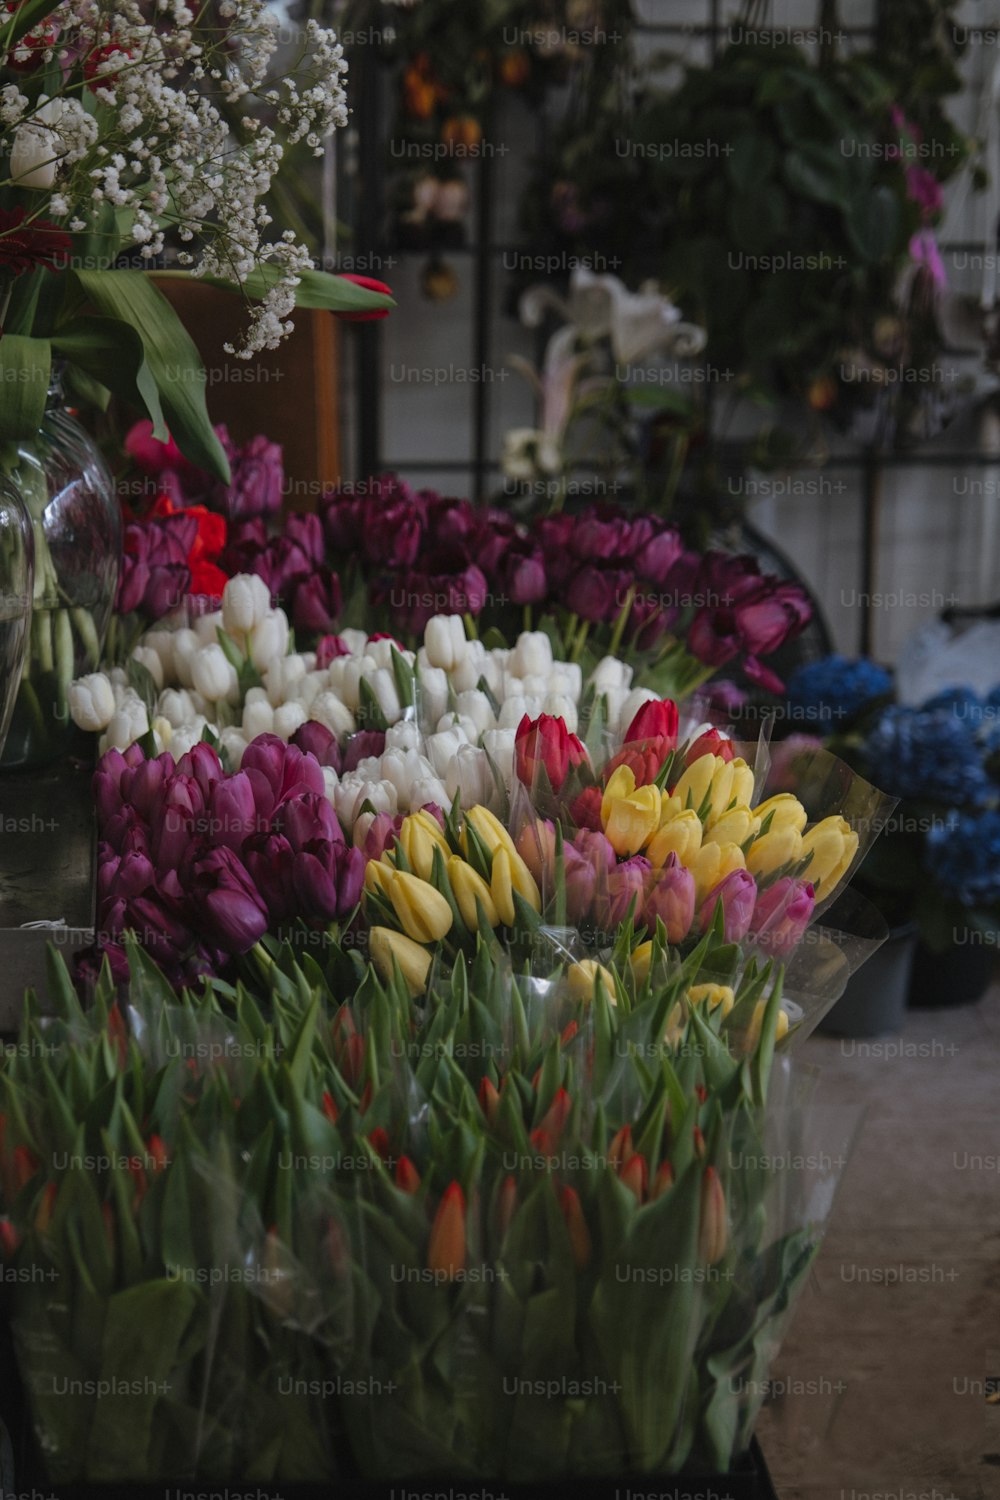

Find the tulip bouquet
[[0, 927, 854, 1483]]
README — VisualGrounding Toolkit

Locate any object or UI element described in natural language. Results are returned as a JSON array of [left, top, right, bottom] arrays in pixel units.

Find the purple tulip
[[189, 846, 269, 952], [127, 890, 193, 965], [564, 830, 616, 925], [94, 752, 128, 825], [315, 635, 350, 669], [643, 854, 696, 943], [290, 720, 343, 773], [243, 832, 297, 921], [292, 569, 342, 635], [104, 805, 145, 856], [120, 755, 174, 821], [277, 792, 343, 851], [603, 855, 652, 931], [502, 547, 547, 606], [699, 868, 758, 943], [113, 849, 156, 900], [216, 434, 284, 520], [241, 735, 326, 820], [151, 774, 205, 869], [284, 512, 325, 566], [208, 772, 260, 854], [749, 877, 815, 958], [292, 841, 365, 923], [735, 582, 811, 658], [564, 565, 632, 624], [97, 844, 120, 905], [175, 742, 224, 804], [360, 811, 400, 862], [342, 730, 386, 774], [634, 526, 684, 587]]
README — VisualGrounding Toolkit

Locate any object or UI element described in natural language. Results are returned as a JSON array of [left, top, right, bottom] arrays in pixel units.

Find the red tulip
[[335, 273, 393, 322], [623, 698, 679, 748], [536, 1088, 572, 1145], [0, 1218, 20, 1257], [395, 1156, 421, 1194], [496, 1175, 517, 1239], [650, 1160, 674, 1201], [683, 729, 735, 767], [515, 713, 587, 793], [607, 1124, 632, 1170], [321, 1091, 339, 1124], [558, 1186, 592, 1269], [619, 1154, 648, 1203], [478, 1076, 501, 1127]]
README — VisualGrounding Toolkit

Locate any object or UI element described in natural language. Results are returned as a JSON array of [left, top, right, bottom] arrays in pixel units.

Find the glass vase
[[0, 480, 35, 763], [0, 382, 120, 769]]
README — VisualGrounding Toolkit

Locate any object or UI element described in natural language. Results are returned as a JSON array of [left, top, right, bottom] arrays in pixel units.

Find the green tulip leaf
[[0, 334, 51, 441]]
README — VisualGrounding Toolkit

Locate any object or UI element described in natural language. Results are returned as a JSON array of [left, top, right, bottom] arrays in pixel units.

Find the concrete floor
[[755, 986, 1000, 1500]]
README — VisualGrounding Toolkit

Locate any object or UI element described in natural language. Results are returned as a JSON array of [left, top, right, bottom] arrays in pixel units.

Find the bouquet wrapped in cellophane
[[0, 680, 895, 1483]]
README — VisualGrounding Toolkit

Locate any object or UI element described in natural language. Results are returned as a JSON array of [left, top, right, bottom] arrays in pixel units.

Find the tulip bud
[[536, 1087, 572, 1145], [34, 1182, 57, 1234], [647, 807, 703, 868], [629, 939, 654, 986], [424, 614, 467, 671], [321, 1091, 339, 1124], [396, 1156, 421, 1194], [558, 1186, 592, 1269], [274, 702, 308, 741], [478, 1075, 501, 1127], [650, 1160, 674, 1201], [567, 959, 616, 1005], [382, 867, 454, 943], [223, 574, 271, 636], [0, 1218, 20, 1258], [514, 818, 557, 886], [496, 1174, 517, 1239], [463, 805, 517, 861], [369, 1127, 391, 1160], [69, 672, 116, 733], [800, 816, 859, 897], [686, 841, 747, 906], [746, 825, 803, 881], [399, 812, 450, 882], [752, 793, 808, 834], [428, 1181, 466, 1279], [686, 983, 736, 1017], [369, 926, 433, 997], [607, 1124, 632, 1170], [699, 868, 757, 943], [12, 1146, 39, 1192], [644, 854, 696, 943], [249, 611, 290, 674], [704, 804, 759, 847], [749, 877, 815, 957], [699, 1166, 728, 1264], [448, 854, 499, 928], [192, 644, 237, 704], [744, 999, 790, 1051], [243, 696, 275, 739], [619, 1152, 649, 1203]]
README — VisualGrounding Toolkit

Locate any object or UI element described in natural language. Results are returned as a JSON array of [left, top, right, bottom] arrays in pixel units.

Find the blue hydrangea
[[864, 705, 996, 806], [924, 809, 1000, 908], [785, 655, 892, 726]]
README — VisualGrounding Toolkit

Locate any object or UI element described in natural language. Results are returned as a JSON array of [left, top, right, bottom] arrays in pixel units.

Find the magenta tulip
[[749, 877, 815, 957], [643, 854, 696, 942], [699, 868, 758, 943]]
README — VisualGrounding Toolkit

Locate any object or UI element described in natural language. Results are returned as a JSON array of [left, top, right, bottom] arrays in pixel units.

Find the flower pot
[[0, 380, 120, 770], [818, 924, 917, 1037], [907, 933, 997, 1008]]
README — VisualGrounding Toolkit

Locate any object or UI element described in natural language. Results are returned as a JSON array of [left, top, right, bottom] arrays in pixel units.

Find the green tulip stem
[[70, 605, 101, 669], [607, 585, 635, 660], [31, 607, 53, 675], [53, 607, 74, 722]]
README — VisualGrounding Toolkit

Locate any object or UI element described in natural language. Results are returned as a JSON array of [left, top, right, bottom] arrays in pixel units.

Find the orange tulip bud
[[693, 1126, 706, 1159], [561, 1019, 579, 1046], [558, 1186, 592, 1269], [607, 1124, 632, 1170], [619, 1154, 648, 1203], [147, 1135, 169, 1172], [496, 1174, 517, 1239], [537, 1087, 572, 1145], [107, 1002, 128, 1064], [395, 1156, 421, 1195], [428, 1181, 466, 1279], [34, 1182, 57, 1235], [321, 1090, 339, 1124], [478, 1075, 500, 1127], [699, 1166, 728, 1264], [650, 1160, 674, 1200]]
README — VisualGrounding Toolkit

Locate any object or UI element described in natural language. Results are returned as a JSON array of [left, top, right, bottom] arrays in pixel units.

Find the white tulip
[[329, 657, 372, 711], [522, 672, 550, 698], [192, 644, 237, 703], [543, 693, 578, 733], [592, 687, 627, 739], [274, 702, 307, 740], [169, 722, 210, 759], [291, 674, 323, 709], [104, 697, 149, 751], [249, 611, 289, 673], [131, 645, 164, 691], [409, 775, 448, 811], [554, 663, 583, 700], [450, 639, 487, 693], [426, 729, 464, 778], [417, 665, 449, 726], [151, 715, 173, 751], [265, 654, 306, 708], [322, 766, 340, 806], [369, 667, 402, 726], [435, 712, 474, 741], [589, 656, 633, 693], [335, 775, 398, 827], [365, 637, 396, 670], [141, 630, 176, 682], [157, 688, 198, 729], [498, 697, 532, 730], [482, 729, 516, 787], [456, 689, 495, 736], [172, 628, 201, 688], [424, 614, 467, 671], [385, 720, 422, 752], [510, 631, 553, 678], [310, 691, 355, 739], [338, 628, 368, 656], [242, 697, 275, 740], [68, 673, 116, 733], [219, 728, 249, 770], [193, 609, 224, 645], [222, 574, 271, 636], [445, 744, 497, 810]]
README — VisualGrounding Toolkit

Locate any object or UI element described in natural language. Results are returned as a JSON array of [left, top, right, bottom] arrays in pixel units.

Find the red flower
[[569, 785, 603, 831], [335, 273, 393, 322], [684, 729, 735, 767], [0, 208, 71, 282], [622, 698, 678, 748], [83, 40, 132, 93], [515, 713, 586, 793]]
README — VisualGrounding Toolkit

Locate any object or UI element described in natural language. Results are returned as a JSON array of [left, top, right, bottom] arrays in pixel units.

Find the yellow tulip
[[746, 824, 803, 881], [672, 753, 719, 814], [567, 959, 617, 1005], [673, 754, 754, 823], [704, 804, 759, 847], [686, 841, 746, 905], [365, 858, 392, 896], [647, 808, 703, 867], [800, 816, 859, 896], [630, 940, 654, 986], [601, 765, 661, 856], [490, 847, 516, 925], [382, 866, 453, 943], [752, 793, 808, 835], [462, 805, 517, 862], [687, 983, 736, 1017], [446, 854, 499, 928], [744, 999, 790, 1051], [658, 792, 683, 825], [370, 927, 432, 997], [398, 812, 449, 882]]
